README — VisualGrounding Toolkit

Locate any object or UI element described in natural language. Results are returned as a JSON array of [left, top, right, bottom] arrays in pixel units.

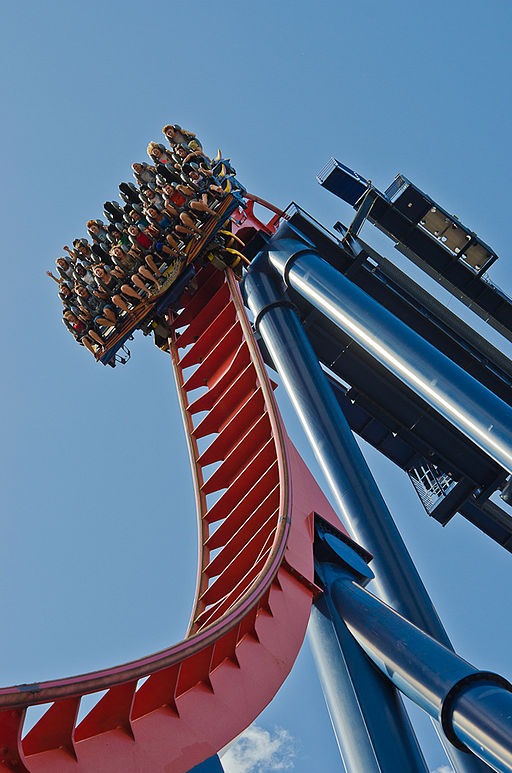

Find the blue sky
[[1, 1, 511, 771]]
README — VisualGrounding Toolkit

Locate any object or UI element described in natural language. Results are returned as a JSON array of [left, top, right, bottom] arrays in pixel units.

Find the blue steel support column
[[308, 599, 428, 773], [243, 256, 449, 638], [189, 755, 224, 772], [243, 255, 493, 773], [267, 223, 512, 475], [326, 556, 512, 772], [308, 528, 428, 772]]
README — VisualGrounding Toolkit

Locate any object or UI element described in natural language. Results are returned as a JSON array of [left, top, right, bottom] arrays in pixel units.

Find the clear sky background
[[1, 2, 511, 771]]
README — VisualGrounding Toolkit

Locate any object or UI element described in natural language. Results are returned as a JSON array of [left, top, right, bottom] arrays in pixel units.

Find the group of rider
[[49, 124, 245, 356]]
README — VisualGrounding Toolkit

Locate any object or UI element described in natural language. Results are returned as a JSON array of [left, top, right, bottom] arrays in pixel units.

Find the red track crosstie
[[0, 266, 346, 772]]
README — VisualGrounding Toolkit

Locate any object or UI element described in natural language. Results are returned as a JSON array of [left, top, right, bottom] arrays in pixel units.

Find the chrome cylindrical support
[[267, 226, 512, 475], [309, 528, 429, 773], [330, 575, 512, 773], [243, 257, 448, 640], [243, 255, 494, 773], [308, 594, 428, 773]]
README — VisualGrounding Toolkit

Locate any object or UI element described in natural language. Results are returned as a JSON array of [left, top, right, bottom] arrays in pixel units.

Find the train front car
[[51, 126, 249, 368]]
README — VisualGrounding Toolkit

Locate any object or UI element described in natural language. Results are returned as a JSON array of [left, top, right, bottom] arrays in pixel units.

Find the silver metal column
[[267, 224, 512, 475], [308, 598, 428, 773], [330, 573, 512, 773], [243, 255, 494, 773], [308, 528, 428, 773], [243, 257, 450, 637]]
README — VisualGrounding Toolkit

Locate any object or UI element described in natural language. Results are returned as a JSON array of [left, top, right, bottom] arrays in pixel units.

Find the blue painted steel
[[317, 158, 370, 204], [189, 754, 224, 772], [452, 686, 512, 773], [267, 224, 512, 475], [329, 571, 512, 773], [309, 598, 428, 773], [309, 526, 428, 773], [243, 256, 450, 641], [243, 255, 494, 773]]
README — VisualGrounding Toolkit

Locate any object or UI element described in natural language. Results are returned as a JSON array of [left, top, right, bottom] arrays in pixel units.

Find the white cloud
[[221, 724, 296, 773], [430, 766, 453, 773]]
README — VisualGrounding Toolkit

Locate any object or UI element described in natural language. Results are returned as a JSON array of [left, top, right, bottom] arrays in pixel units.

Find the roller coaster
[[3, 133, 511, 772]]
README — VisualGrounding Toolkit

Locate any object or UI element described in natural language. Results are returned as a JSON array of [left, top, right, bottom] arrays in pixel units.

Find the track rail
[[0, 266, 345, 772]]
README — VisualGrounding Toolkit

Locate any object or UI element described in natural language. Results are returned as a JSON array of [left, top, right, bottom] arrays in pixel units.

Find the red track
[[0, 266, 346, 771]]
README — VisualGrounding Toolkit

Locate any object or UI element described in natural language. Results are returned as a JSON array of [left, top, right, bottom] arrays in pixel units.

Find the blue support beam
[[189, 754, 224, 772], [243, 254, 493, 773], [309, 524, 428, 772], [266, 223, 512, 475], [319, 532, 512, 772], [243, 255, 451, 642]]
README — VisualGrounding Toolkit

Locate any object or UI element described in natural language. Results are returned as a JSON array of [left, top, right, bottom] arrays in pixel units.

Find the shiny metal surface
[[452, 687, 512, 773], [309, 596, 428, 773], [268, 230, 512, 475], [243, 255, 494, 773], [331, 576, 512, 773], [243, 256, 449, 639]]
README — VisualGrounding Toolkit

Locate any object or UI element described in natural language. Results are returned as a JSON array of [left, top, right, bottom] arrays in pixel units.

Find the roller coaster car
[[98, 192, 245, 367]]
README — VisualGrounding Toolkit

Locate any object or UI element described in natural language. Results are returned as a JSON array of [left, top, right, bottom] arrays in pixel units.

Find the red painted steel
[[0, 266, 346, 771], [230, 198, 284, 242]]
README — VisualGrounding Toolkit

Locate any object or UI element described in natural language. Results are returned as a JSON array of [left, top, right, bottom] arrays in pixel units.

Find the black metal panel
[[256, 327, 512, 551], [328, 379, 418, 469], [460, 500, 512, 551], [300, 304, 506, 494], [316, 162, 512, 339], [288, 210, 512, 406], [316, 159, 369, 205], [428, 479, 477, 526], [366, 195, 512, 340], [392, 187, 431, 221]]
